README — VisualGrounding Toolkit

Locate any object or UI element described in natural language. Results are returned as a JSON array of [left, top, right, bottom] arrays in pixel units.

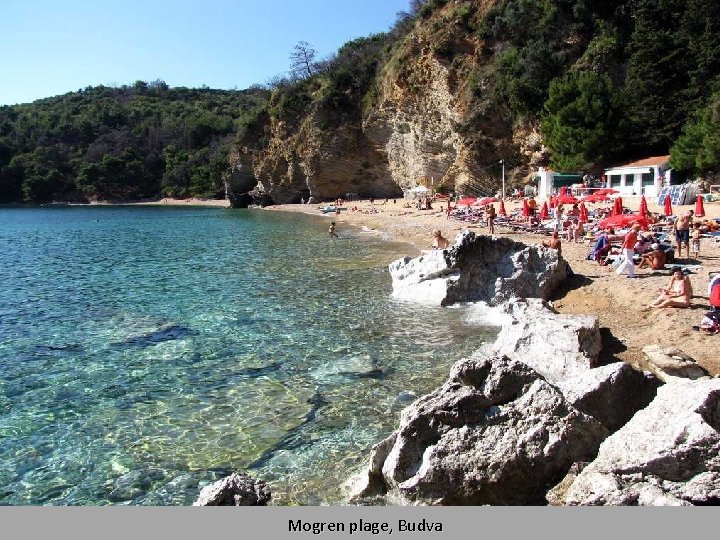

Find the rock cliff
[[226, 1, 536, 206]]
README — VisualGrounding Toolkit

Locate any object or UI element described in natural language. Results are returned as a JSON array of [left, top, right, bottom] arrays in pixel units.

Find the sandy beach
[[268, 196, 720, 376]]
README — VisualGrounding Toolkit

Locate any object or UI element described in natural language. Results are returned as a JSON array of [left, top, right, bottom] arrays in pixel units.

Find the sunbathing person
[[541, 231, 562, 256], [647, 267, 693, 308], [432, 229, 450, 250], [591, 227, 613, 265], [637, 243, 666, 270]]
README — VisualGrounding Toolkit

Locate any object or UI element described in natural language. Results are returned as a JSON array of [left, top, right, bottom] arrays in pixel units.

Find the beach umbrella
[[695, 195, 706, 217], [556, 195, 579, 205], [578, 202, 588, 224], [639, 195, 648, 217], [581, 193, 609, 203], [457, 197, 477, 207], [596, 188, 619, 196], [498, 199, 507, 217], [478, 196, 498, 205], [663, 195, 673, 217], [612, 197, 623, 216], [539, 201, 549, 220], [598, 213, 649, 230], [522, 198, 530, 217]]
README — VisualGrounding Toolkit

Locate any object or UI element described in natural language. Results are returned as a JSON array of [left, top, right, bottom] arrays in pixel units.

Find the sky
[[0, 0, 412, 106]]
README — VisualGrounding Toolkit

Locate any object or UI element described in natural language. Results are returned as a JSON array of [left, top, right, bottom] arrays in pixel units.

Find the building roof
[[605, 155, 670, 170]]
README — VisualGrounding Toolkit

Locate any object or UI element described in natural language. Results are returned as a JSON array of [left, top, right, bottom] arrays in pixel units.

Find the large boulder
[[563, 378, 720, 506], [484, 299, 601, 381], [349, 355, 608, 505], [555, 362, 660, 433], [193, 473, 271, 506], [389, 232, 570, 306], [642, 345, 711, 382]]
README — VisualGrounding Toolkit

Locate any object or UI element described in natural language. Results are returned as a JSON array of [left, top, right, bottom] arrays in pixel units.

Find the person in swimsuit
[[541, 231, 562, 256], [691, 223, 701, 259], [328, 222, 339, 238], [647, 267, 693, 308], [486, 204, 496, 234], [637, 243, 666, 270], [673, 210, 693, 259], [432, 229, 450, 250]]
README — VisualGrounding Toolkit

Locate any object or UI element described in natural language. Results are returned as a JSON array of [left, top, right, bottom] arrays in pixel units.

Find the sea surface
[[0, 206, 495, 505]]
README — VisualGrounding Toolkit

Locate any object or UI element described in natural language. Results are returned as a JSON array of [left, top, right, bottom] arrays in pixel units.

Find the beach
[[267, 197, 720, 377]]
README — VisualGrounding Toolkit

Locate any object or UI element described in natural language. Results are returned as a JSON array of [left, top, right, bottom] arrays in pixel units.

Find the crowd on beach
[[318, 188, 720, 336]]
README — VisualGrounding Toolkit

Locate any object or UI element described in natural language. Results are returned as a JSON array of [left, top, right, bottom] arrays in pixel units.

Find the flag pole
[[501, 159, 505, 199]]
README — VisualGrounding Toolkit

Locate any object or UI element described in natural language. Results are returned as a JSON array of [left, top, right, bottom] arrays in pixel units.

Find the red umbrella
[[612, 197, 623, 216], [578, 202, 588, 224], [598, 213, 649, 230], [695, 195, 706, 217], [522, 198, 530, 217], [477, 196, 498, 205], [581, 193, 609, 203], [596, 188, 619, 195], [663, 195, 673, 217], [498, 199, 507, 217], [539, 201, 549, 220], [556, 195, 579, 205], [457, 197, 477, 207], [549, 197, 557, 208], [639, 195, 648, 217]]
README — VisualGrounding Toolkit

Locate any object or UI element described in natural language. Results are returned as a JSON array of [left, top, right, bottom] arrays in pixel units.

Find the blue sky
[[0, 0, 411, 105]]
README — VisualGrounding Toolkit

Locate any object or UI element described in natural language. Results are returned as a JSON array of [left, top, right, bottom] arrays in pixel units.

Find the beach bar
[[602, 155, 672, 197]]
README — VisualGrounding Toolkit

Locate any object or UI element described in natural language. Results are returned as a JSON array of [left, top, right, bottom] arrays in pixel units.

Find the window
[[642, 172, 654, 187], [610, 175, 621, 187]]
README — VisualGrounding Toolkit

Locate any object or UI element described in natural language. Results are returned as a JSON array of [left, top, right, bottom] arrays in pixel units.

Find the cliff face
[[228, 0, 540, 206]]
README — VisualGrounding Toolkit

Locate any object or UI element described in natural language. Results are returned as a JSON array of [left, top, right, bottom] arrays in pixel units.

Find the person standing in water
[[329, 221, 339, 238]]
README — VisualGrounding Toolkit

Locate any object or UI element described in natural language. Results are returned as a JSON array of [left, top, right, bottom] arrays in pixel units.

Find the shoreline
[[266, 198, 720, 376], [1, 198, 232, 208]]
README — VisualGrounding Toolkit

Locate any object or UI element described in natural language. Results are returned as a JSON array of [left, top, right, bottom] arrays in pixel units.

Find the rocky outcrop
[[389, 232, 570, 306], [193, 472, 271, 506], [228, 113, 402, 206], [563, 378, 720, 506], [555, 362, 660, 433], [349, 355, 608, 505], [642, 345, 711, 382], [228, 5, 524, 206], [347, 293, 673, 506], [484, 299, 600, 381]]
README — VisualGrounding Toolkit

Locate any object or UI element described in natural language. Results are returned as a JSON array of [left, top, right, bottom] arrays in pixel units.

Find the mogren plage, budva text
[[288, 519, 443, 535]]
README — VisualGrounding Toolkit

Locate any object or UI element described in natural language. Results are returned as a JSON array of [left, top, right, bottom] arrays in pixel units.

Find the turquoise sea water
[[0, 206, 493, 505]]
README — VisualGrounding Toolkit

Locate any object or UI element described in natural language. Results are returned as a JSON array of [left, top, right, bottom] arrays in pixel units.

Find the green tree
[[670, 94, 720, 174], [541, 70, 615, 170]]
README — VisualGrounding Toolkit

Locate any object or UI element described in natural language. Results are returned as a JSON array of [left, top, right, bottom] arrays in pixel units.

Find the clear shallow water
[[0, 206, 494, 505]]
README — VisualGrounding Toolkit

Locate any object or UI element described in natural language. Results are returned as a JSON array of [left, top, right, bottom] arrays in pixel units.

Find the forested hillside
[[0, 82, 268, 203], [2, 0, 720, 205]]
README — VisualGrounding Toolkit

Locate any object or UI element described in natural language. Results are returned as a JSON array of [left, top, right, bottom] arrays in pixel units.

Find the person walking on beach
[[328, 221, 339, 238], [616, 223, 641, 278]]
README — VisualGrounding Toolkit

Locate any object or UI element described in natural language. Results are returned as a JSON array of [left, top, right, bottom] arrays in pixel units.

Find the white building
[[535, 168, 582, 198], [603, 155, 671, 198]]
